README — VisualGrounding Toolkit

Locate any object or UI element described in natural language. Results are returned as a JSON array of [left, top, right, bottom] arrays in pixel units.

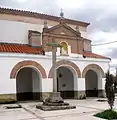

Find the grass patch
[[94, 109, 117, 119], [0, 98, 17, 104]]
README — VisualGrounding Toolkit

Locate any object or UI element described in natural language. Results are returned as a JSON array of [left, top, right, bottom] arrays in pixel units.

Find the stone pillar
[[98, 78, 106, 98], [74, 78, 86, 99], [52, 47, 57, 92]]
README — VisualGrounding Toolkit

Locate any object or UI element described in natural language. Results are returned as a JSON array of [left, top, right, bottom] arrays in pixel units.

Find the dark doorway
[[85, 70, 98, 97], [16, 67, 40, 101], [57, 66, 74, 99]]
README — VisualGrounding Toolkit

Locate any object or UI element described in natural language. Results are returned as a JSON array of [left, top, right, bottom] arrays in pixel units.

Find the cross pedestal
[[44, 92, 64, 104], [36, 39, 76, 111], [36, 92, 76, 111]]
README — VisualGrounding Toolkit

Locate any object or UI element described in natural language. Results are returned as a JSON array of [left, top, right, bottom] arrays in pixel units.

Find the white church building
[[0, 7, 110, 101]]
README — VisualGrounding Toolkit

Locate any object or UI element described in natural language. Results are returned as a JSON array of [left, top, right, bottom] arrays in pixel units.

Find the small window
[[60, 42, 68, 55]]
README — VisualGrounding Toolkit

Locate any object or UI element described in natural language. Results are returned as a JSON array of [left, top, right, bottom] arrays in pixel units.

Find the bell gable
[[43, 23, 81, 37]]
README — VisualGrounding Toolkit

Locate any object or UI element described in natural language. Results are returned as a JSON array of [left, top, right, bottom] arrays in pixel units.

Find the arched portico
[[10, 60, 47, 79], [82, 64, 105, 97], [57, 65, 78, 99], [10, 60, 47, 101], [48, 60, 81, 99], [48, 60, 81, 78]]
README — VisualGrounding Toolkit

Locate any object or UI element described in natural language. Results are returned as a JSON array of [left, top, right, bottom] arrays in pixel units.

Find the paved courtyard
[[0, 98, 117, 120]]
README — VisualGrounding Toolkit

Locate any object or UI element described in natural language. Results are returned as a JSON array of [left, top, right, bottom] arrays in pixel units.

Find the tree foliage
[[105, 71, 115, 110]]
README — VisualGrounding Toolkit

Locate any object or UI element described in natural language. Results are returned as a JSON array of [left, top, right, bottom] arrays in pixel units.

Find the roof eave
[[0, 7, 90, 27]]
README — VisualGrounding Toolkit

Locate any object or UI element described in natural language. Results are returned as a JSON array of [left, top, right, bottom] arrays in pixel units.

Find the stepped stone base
[[36, 92, 76, 111], [36, 104, 76, 111]]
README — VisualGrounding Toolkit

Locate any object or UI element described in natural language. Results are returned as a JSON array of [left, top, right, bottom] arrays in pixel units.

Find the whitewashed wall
[[0, 54, 52, 94], [0, 20, 43, 44], [32, 69, 40, 92], [0, 53, 109, 94], [0, 19, 87, 45]]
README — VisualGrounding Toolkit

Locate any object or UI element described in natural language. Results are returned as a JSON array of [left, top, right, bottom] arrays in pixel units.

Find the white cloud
[[12, 0, 28, 3], [57, 0, 86, 9], [90, 30, 117, 58], [89, 31, 117, 44]]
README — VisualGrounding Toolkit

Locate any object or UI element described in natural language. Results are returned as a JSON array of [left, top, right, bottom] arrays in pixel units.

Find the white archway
[[82, 64, 105, 97], [85, 70, 98, 97], [16, 67, 42, 101], [85, 68, 103, 97], [57, 65, 78, 99]]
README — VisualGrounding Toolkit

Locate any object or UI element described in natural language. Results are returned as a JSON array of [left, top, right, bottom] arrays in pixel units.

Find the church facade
[[0, 7, 110, 101]]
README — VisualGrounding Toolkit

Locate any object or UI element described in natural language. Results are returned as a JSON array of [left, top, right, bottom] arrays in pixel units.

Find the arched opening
[[57, 66, 77, 99], [48, 60, 81, 78], [16, 67, 41, 101], [85, 70, 98, 97], [60, 42, 68, 55]]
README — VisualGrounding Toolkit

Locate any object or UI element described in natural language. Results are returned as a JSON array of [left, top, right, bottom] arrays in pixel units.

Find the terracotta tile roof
[[0, 43, 44, 55], [0, 7, 90, 27], [0, 43, 110, 60], [83, 51, 111, 60]]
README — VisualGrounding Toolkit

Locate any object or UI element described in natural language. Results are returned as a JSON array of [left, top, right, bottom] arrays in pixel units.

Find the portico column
[[98, 77, 106, 97]]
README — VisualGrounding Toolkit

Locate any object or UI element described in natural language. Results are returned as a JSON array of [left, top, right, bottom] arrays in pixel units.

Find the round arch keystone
[[10, 60, 47, 79], [82, 64, 105, 78], [48, 60, 81, 78]]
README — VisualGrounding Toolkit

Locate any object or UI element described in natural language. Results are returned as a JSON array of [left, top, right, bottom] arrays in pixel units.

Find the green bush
[[105, 71, 115, 110], [94, 109, 117, 119], [0, 98, 17, 104]]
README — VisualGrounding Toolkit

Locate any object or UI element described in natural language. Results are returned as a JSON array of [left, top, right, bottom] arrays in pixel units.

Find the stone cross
[[46, 39, 61, 92]]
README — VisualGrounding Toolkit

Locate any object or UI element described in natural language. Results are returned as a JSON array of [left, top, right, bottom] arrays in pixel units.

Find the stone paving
[[0, 98, 116, 120]]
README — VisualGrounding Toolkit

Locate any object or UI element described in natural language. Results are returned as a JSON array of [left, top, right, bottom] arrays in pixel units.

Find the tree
[[105, 71, 115, 110], [114, 69, 117, 93]]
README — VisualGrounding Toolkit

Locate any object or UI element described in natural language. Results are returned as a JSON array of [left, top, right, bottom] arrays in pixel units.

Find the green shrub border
[[94, 109, 117, 119]]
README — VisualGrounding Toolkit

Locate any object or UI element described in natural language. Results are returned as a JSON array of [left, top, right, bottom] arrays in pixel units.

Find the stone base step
[[36, 104, 76, 111]]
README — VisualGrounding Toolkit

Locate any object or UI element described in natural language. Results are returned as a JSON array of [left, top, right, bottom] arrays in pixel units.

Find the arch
[[16, 67, 41, 100], [60, 41, 68, 55], [48, 60, 81, 78], [10, 60, 47, 79], [85, 70, 98, 97], [57, 66, 75, 99], [82, 64, 105, 78]]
